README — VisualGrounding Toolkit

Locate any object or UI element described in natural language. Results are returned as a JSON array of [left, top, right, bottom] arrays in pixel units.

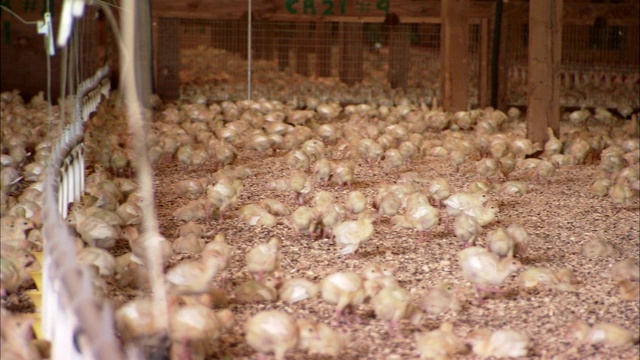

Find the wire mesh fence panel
[[503, 7, 639, 110]]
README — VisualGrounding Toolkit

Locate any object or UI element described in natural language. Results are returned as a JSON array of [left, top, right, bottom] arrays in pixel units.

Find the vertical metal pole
[[247, 0, 252, 100]]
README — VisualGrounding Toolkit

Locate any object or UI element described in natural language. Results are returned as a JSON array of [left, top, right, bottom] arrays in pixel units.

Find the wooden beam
[[527, 0, 562, 144], [388, 15, 411, 89], [441, 0, 470, 112]]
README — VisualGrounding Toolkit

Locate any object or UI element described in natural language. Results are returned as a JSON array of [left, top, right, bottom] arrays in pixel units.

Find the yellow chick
[[449, 150, 466, 173], [176, 221, 206, 238], [486, 227, 515, 259], [169, 303, 228, 358], [1, 253, 37, 295], [174, 178, 207, 199], [581, 237, 617, 258], [505, 223, 530, 258], [69, 209, 119, 249], [374, 189, 402, 221], [258, 198, 291, 216], [202, 232, 235, 280], [245, 310, 299, 360], [311, 157, 334, 185], [238, 204, 278, 227], [297, 319, 347, 356], [126, 229, 174, 265], [463, 202, 499, 227], [616, 280, 640, 301], [285, 149, 310, 171], [414, 322, 468, 360], [382, 148, 405, 172], [115, 297, 158, 341], [610, 258, 639, 282], [517, 267, 562, 291], [246, 237, 282, 281], [321, 271, 367, 321], [206, 176, 242, 219], [536, 159, 559, 184], [278, 277, 319, 303], [289, 205, 319, 240], [403, 193, 439, 242], [166, 253, 220, 295], [234, 275, 279, 303], [453, 213, 481, 247], [332, 210, 375, 256], [543, 127, 563, 157], [174, 199, 208, 222], [420, 282, 462, 316], [476, 158, 500, 180], [567, 320, 639, 348], [457, 246, 522, 298], [466, 328, 530, 358], [331, 160, 356, 188], [289, 170, 314, 204], [172, 233, 205, 254], [77, 246, 116, 276], [428, 177, 452, 208], [0, 310, 42, 360], [372, 282, 414, 337], [498, 152, 516, 180], [346, 190, 368, 217], [444, 192, 488, 218]]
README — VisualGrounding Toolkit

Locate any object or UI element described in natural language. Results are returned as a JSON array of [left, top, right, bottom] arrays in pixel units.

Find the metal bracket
[[37, 12, 55, 56]]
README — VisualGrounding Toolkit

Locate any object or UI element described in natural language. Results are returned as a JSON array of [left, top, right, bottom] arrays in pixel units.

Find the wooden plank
[[315, 21, 332, 77], [527, 0, 561, 144], [339, 22, 364, 86], [155, 18, 181, 101], [441, 0, 469, 112], [387, 15, 410, 89], [150, 0, 497, 21]]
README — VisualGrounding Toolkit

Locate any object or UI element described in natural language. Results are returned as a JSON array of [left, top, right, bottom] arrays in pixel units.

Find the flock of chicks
[[0, 85, 639, 360]]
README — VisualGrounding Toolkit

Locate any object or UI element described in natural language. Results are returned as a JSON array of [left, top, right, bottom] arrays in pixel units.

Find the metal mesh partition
[[503, 4, 640, 109], [167, 18, 486, 108]]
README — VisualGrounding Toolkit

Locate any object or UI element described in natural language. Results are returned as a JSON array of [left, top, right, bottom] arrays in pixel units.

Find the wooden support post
[[441, 0, 470, 112], [277, 23, 291, 71], [527, 0, 562, 144], [156, 18, 180, 101], [479, 18, 491, 107], [388, 14, 410, 89], [340, 22, 364, 86], [316, 21, 332, 78], [296, 22, 310, 76]]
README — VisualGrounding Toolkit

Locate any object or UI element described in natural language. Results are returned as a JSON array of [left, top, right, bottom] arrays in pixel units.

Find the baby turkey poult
[[457, 246, 522, 300], [245, 310, 299, 360]]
